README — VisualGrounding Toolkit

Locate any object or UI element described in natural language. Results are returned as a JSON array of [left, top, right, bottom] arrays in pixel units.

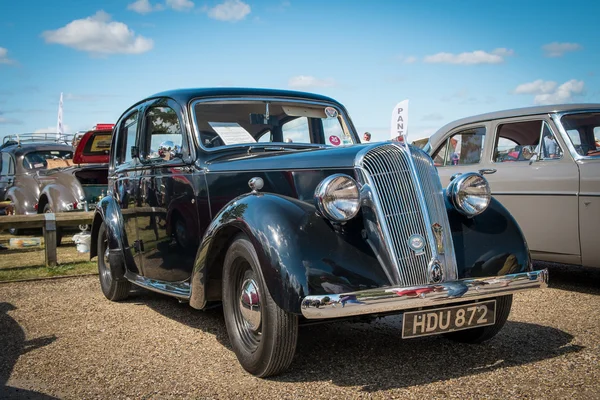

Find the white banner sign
[[390, 99, 409, 143]]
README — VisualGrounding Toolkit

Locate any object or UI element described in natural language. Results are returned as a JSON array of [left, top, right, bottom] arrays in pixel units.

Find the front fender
[[5, 187, 37, 214], [447, 195, 532, 278], [90, 195, 127, 259], [190, 193, 390, 314]]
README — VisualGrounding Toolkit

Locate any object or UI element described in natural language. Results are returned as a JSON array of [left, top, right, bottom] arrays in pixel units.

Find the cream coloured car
[[425, 104, 600, 268]]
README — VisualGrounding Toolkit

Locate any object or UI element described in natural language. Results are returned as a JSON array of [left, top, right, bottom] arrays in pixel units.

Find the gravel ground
[[1, 264, 599, 399]]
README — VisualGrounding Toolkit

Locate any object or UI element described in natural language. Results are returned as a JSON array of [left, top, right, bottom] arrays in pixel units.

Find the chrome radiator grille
[[357, 144, 457, 286]]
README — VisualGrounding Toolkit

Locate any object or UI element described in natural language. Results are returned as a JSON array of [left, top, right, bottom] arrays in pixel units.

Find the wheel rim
[[175, 219, 188, 247], [99, 234, 112, 287], [232, 263, 262, 351]]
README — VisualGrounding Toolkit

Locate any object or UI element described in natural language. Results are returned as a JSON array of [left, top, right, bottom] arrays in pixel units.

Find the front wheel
[[222, 234, 298, 377], [444, 295, 513, 344], [97, 222, 130, 301]]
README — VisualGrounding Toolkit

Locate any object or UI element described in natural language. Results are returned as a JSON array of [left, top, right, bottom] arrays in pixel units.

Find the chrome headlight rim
[[314, 173, 360, 223], [447, 172, 491, 217]]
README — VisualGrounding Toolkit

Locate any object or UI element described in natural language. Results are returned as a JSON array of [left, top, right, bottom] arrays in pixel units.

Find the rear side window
[[116, 112, 139, 166], [433, 127, 486, 166], [493, 120, 562, 162]]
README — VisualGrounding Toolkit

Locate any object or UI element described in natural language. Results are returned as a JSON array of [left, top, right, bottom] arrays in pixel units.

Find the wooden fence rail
[[0, 212, 95, 267]]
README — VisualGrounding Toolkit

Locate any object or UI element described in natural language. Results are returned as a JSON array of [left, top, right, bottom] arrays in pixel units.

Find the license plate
[[402, 300, 496, 339]]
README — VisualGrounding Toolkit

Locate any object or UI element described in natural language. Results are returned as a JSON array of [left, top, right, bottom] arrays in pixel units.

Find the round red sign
[[329, 135, 341, 146]]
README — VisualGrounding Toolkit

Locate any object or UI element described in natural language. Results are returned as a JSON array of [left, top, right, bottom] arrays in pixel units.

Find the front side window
[[433, 127, 485, 167], [193, 100, 355, 149], [143, 105, 184, 162], [494, 120, 562, 162], [560, 112, 600, 157]]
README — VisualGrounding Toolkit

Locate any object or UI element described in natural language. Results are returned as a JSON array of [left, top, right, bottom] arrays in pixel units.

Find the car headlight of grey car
[[314, 174, 360, 222], [447, 172, 491, 217]]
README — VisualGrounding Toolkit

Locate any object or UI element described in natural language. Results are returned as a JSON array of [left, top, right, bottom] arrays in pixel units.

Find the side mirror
[[131, 146, 139, 159]]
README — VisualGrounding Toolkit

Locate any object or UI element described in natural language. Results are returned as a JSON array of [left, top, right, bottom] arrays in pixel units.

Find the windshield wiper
[[247, 146, 293, 154]]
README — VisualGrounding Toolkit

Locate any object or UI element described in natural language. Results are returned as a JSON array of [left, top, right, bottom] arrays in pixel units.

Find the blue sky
[[0, 0, 598, 142]]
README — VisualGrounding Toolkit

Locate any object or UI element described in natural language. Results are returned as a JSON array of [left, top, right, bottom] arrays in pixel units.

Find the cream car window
[[494, 120, 562, 162], [433, 127, 485, 167]]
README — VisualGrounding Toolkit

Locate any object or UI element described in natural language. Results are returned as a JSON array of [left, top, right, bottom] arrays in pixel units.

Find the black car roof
[[148, 87, 343, 106]]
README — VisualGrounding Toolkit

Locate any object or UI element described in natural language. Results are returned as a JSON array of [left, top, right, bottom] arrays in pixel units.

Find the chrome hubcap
[[239, 278, 261, 331], [100, 243, 112, 282]]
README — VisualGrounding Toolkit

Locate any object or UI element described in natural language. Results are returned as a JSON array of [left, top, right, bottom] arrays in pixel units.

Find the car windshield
[[193, 100, 356, 149], [560, 112, 600, 157], [23, 150, 73, 170]]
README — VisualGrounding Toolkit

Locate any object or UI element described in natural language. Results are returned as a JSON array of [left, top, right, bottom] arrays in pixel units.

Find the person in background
[[363, 132, 371, 143]]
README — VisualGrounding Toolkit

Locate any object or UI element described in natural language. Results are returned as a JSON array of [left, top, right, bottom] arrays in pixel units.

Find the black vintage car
[[90, 88, 548, 377]]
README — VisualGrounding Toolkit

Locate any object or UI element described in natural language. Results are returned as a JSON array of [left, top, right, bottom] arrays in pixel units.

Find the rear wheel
[[222, 234, 298, 377], [42, 203, 63, 246], [97, 222, 130, 301], [444, 295, 513, 344]]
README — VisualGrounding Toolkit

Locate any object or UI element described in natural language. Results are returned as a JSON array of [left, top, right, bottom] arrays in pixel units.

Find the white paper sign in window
[[209, 122, 256, 145]]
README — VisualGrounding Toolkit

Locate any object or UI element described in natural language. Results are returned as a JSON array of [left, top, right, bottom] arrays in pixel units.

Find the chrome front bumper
[[301, 269, 548, 319]]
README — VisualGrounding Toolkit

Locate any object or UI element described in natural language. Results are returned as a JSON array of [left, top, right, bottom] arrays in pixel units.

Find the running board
[[125, 272, 191, 299]]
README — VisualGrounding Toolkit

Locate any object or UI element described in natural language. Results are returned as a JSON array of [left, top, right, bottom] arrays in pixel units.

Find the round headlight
[[447, 172, 491, 216], [314, 174, 360, 222]]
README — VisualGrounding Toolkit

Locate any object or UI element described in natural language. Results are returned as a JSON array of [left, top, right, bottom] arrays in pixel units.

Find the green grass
[[0, 261, 97, 282], [0, 230, 98, 282]]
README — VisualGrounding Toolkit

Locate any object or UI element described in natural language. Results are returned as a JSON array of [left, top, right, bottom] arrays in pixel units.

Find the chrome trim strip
[[301, 269, 548, 319], [355, 144, 457, 286], [125, 272, 191, 299]]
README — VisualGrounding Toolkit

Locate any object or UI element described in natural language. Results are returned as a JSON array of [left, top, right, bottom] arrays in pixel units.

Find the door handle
[[478, 168, 497, 175]]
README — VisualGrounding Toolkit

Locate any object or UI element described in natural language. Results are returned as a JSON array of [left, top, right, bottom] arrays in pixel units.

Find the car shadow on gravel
[[276, 318, 583, 391], [534, 261, 600, 296], [123, 288, 232, 348], [0, 302, 58, 399]]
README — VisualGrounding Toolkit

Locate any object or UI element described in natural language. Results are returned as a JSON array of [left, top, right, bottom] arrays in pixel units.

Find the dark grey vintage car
[[1, 130, 111, 242], [1, 135, 74, 233], [90, 88, 548, 377]]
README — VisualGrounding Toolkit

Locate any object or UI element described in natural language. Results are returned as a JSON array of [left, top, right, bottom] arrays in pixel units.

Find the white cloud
[[0, 47, 16, 65], [513, 79, 585, 105], [288, 75, 336, 89], [42, 11, 153, 55], [127, 0, 164, 14], [207, 0, 251, 22], [513, 79, 557, 95], [424, 48, 513, 65], [166, 0, 194, 11], [542, 42, 582, 57]]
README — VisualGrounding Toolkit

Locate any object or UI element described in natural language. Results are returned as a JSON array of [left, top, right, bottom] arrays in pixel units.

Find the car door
[[136, 98, 200, 282], [112, 110, 144, 274], [483, 116, 580, 264], [0, 152, 15, 201]]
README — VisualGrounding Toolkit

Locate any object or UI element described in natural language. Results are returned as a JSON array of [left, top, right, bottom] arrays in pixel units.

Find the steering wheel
[[208, 136, 224, 148]]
